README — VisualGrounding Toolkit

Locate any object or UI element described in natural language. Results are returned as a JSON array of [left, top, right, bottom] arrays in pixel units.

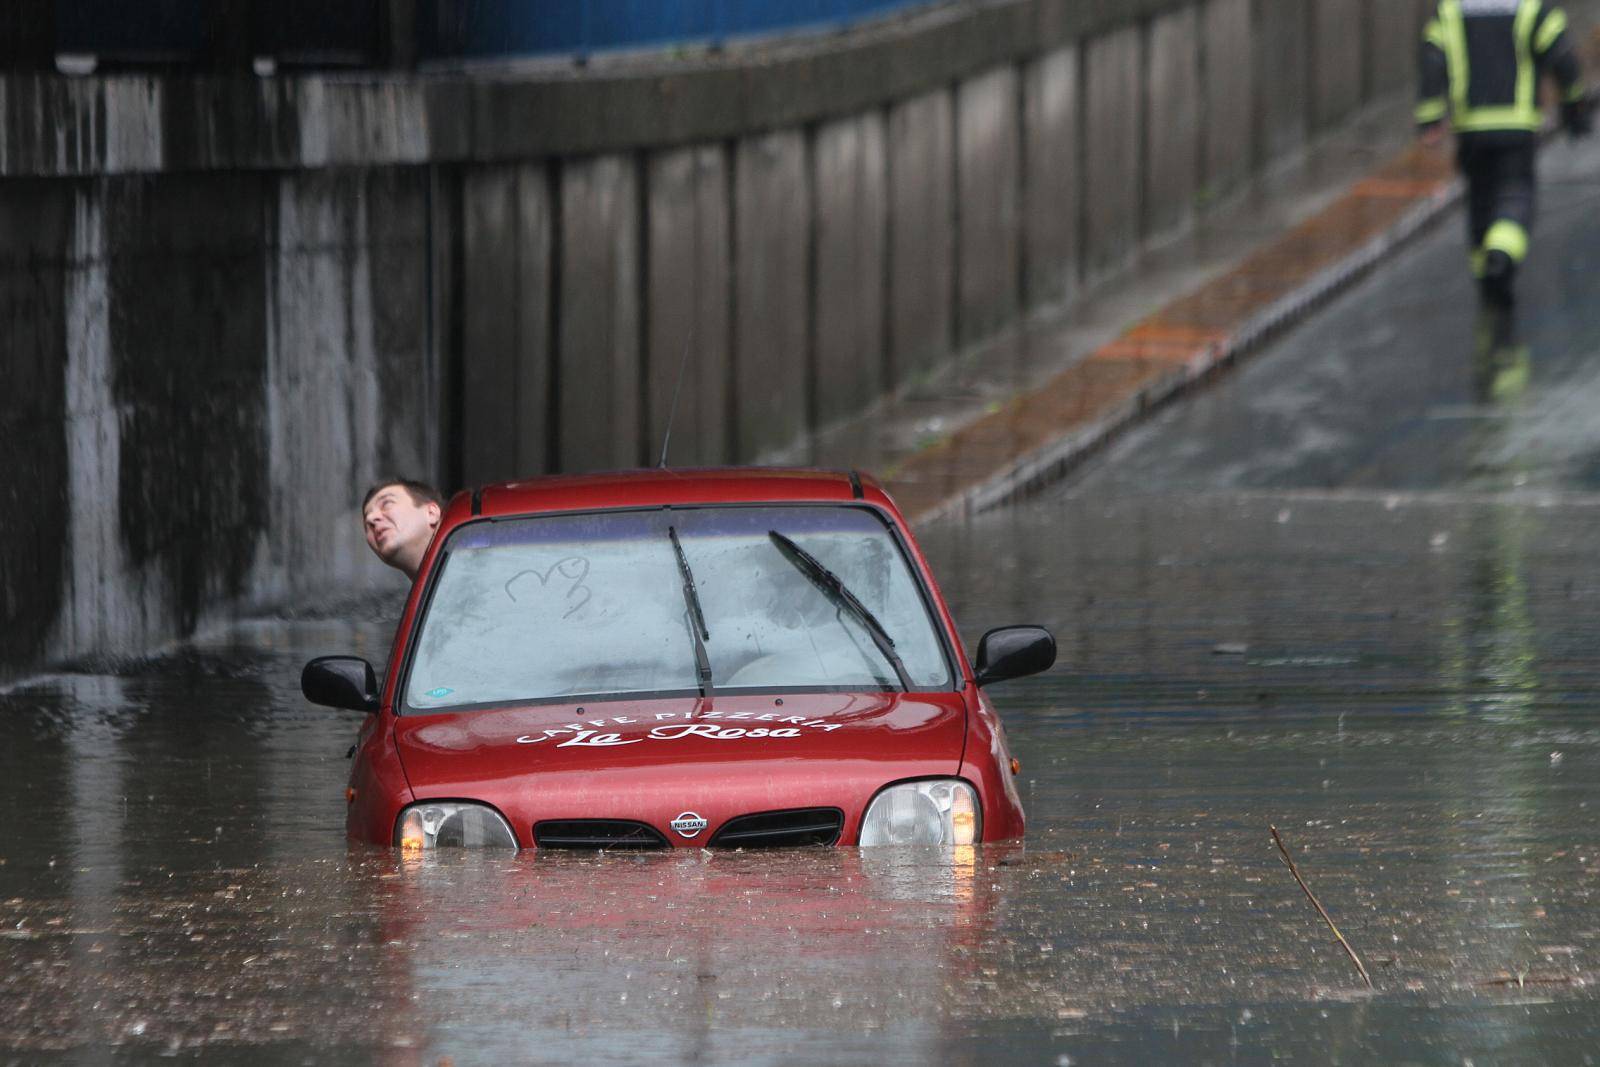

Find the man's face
[[363, 485, 441, 575]]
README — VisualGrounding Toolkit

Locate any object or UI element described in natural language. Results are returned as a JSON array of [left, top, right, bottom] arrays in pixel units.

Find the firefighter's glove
[[1561, 97, 1594, 139]]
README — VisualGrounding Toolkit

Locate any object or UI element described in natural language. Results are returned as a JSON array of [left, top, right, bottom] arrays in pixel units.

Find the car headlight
[[395, 802, 518, 850], [859, 779, 981, 846]]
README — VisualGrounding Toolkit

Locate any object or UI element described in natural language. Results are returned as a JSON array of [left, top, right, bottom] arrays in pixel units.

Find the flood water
[[3, 488, 1599, 1064], [8, 136, 1600, 1067]]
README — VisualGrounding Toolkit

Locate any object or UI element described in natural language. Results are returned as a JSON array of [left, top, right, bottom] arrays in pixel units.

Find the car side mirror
[[974, 626, 1056, 687], [302, 656, 380, 712]]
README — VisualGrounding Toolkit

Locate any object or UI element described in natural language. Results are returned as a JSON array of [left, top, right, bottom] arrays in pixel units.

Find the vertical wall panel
[[955, 67, 1020, 344], [813, 114, 887, 427], [1367, 0, 1419, 98], [1203, 0, 1255, 196], [106, 173, 269, 633], [265, 171, 382, 600], [559, 154, 640, 471], [365, 168, 435, 484], [1145, 7, 1201, 240], [460, 166, 520, 485], [513, 164, 553, 476], [1083, 26, 1141, 283], [1254, 0, 1310, 162], [1312, 0, 1365, 129], [1, 181, 70, 668], [886, 89, 954, 388], [1022, 45, 1079, 307], [733, 130, 809, 459], [646, 144, 731, 466]]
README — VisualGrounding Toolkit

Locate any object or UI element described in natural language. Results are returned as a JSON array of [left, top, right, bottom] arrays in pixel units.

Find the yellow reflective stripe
[[1534, 7, 1567, 53], [1470, 249, 1488, 278], [1424, 18, 1449, 49], [1416, 98, 1449, 123], [1484, 219, 1530, 262], [1439, 2, 1470, 118], [1514, 0, 1539, 115], [1455, 106, 1544, 130], [1487, 347, 1531, 403], [1565, 83, 1589, 102]]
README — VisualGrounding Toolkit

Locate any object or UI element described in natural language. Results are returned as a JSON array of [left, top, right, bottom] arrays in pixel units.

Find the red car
[[303, 468, 1054, 851]]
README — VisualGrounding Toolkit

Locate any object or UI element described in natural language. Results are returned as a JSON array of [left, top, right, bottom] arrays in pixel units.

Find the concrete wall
[[955, 68, 1021, 345], [1, 168, 435, 673], [1202, 0, 1255, 198], [646, 145, 732, 467], [6, 0, 1539, 678], [1021, 46, 1079, 306], [814, 115, 888, 426], [886, 89, 955, 388], [1253, 0, 1311, 164], [1312, 0, 1366, 129], [733, 131, 811, 460], [558, 155, 642, 471], [1083, 26, 1143, 284], [1146, 6, 1201, 241]]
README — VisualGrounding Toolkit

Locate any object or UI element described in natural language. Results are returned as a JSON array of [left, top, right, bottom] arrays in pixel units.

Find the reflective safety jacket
[[1418, 0, 1585, 134]]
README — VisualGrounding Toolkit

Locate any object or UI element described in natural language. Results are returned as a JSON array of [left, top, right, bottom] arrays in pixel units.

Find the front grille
[[534, 819, 670, 850], [708, 808, 844, 849]]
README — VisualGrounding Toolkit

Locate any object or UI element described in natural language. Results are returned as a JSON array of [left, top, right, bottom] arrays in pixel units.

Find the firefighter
[[1418, 0, 1592, 309]]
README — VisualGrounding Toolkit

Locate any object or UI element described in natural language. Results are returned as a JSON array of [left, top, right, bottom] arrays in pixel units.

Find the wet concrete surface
[[8, 144, 1600, 1064]]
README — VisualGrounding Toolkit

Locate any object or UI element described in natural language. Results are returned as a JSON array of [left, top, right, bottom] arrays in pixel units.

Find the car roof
[[460, 467, 891, 520]]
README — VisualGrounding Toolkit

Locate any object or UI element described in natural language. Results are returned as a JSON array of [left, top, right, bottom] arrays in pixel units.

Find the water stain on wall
[[106, 174, 270, 633], [0, 183, 70, 668]]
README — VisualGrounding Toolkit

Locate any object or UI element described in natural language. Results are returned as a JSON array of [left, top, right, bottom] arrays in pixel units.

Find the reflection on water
[[3, 498, 1600, 1063]]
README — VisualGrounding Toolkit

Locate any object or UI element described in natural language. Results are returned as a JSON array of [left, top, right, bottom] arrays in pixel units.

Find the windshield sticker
[[425, 686, 455, 699], [516, 709, 844, 748]]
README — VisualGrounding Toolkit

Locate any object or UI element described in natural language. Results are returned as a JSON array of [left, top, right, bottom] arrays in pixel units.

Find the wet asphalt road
[[6, 138, 1600, 1064]]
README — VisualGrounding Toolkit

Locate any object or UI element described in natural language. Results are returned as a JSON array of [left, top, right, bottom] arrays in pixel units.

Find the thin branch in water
[[1270, 825, 1373, 989]]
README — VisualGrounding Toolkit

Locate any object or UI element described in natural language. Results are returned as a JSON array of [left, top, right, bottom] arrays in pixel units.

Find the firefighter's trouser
[[1457, 135, 1536, 279]]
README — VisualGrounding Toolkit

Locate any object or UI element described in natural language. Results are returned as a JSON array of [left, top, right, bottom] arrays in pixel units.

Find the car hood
[[392, 691, 968, 843]]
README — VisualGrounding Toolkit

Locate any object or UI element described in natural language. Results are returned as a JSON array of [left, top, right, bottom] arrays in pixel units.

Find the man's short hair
[[362, 478, 444, 511]]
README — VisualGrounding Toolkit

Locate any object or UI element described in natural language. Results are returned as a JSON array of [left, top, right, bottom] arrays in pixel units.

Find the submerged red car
[[303, 468, 1054, 851]]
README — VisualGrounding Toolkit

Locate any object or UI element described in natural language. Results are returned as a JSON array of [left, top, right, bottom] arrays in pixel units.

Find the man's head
[[361, 478, 444, 580]]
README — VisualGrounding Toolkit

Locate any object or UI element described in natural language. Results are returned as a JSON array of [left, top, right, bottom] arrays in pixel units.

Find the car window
[[403, 505, 952, 711]]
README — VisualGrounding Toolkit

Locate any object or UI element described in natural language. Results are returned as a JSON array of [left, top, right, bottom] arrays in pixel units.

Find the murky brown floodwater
[[4, 492, 1599, 1065]]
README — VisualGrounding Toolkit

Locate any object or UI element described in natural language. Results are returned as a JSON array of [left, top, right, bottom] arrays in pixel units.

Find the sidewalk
[[772, 95, 1461, 523]]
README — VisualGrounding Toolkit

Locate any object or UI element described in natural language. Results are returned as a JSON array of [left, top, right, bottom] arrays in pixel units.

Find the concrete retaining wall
[[886, 89, 954, 389], [1083, 25, 1143, 285], [11, 0, 1593, 678], [1020, 46, 1079, 306], [1146, 6, 1201, 241]]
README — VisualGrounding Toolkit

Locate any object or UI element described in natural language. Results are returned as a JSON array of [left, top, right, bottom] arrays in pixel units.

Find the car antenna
[[657, 332, 694, 469]]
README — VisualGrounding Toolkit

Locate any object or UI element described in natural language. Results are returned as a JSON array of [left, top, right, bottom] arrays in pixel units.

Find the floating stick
[[1270, 825, 1373, 989]]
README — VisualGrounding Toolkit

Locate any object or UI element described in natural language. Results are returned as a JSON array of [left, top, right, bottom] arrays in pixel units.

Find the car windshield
[[402, 505, 953, 711]]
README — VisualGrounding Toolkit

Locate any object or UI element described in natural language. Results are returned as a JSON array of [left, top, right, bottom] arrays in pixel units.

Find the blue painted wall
[[50, 1, 938, 66], [417, 0, 937, 59]]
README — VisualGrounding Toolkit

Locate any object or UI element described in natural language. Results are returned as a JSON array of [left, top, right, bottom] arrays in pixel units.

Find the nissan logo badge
[[671, 812, 708, 839]]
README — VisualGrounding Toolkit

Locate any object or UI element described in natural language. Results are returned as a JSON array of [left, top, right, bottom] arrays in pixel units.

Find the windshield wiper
[[668, 525, 714, 697], [767, 530, 913, 691]]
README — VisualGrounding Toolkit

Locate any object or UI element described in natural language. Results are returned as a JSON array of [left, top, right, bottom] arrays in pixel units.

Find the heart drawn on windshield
[[503, 556, 593, 619]]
